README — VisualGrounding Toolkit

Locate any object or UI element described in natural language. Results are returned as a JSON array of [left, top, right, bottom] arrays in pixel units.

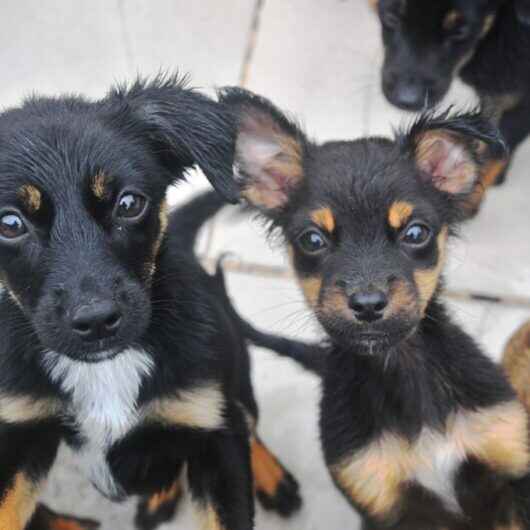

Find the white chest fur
[[44, 349, 153, 499], [411, 428, 465, 512]]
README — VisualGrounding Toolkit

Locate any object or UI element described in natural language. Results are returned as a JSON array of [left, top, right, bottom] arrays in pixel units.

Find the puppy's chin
[[320, 316, 416, 355], [35, 324, 147, 364], [67, 348, 122, 364]]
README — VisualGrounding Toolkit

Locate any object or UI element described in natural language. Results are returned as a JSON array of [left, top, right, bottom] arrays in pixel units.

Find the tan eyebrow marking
[[481, 14, 496, 37], [387, 201, 414, 229], [18, 185, 42, 213], [310, 207, 336, 233], [443, 9, 462, 31], [91, 171, 109, 200]]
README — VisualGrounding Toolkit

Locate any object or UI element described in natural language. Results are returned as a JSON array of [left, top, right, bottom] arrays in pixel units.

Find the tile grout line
[[239, 0, 266, 87], [203, 0, 266, 259]]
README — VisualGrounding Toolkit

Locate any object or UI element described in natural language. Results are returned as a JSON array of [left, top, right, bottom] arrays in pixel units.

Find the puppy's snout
[[392, 82, 426, 111], [71, 300, 122, 342], [349, 290, 388, 322], [383, 68, 430, 111]]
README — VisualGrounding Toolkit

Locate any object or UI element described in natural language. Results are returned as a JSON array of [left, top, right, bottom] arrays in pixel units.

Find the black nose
[[71, 301, 122, 341], [349, 290, 388, 322], [392, 83, 426, 111]]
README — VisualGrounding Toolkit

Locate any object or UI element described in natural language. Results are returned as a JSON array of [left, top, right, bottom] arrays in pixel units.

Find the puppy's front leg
[[0, 419, 62, 530], [187, 419, 254, 530]]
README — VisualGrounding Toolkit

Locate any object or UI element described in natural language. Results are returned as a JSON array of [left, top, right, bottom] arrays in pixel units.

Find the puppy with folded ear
[[221, 87, 530, 529], [0, 75, 286, 530]]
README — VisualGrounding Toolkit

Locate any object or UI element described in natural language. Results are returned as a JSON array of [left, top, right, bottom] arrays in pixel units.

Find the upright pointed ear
[[106, 75, 239, 203], [218, 87, 307, 213], [402, 110, 507, 215]]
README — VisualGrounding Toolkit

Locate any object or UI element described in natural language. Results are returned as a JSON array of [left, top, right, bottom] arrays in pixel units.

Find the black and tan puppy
[[220, 87, 530, 529], [374, 0, 530, 193], [0, 76, 301, 530], [503, 319, 530, 412]]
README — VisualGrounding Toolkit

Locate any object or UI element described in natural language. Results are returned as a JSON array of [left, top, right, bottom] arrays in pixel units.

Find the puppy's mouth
[[73, 348, 123, 363], [320, 314, 417, 354]]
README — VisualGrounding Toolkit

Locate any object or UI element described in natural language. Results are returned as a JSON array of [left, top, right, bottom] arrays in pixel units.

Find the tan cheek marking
[[368, 0, 378, 11], [453, 401, 530, 478], [387, 201, 413, 229], [321, 285, 352, 320], [502, 320, 530, 411], [0, 473, 40, 530], [413, 226, 448, 312], [146, 480, 182, 514], [386, 279, 418, 318], [310, 207, 335, 233], [332, 434, 409, 520], [299, 277, 322, 308], [0, 395, 61, 424], [146, 384, 225, 430], [91, 171, 108, 200], [18, 185, 42, 213]]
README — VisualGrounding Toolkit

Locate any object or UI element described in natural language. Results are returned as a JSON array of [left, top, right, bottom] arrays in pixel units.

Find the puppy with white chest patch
[[217, 87, 530, 529], [0, 76, 302, 530]]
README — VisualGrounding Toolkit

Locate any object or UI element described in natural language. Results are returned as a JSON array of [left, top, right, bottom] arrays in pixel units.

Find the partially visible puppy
[[503, 319, 530, 411], [373, 0, 530, 193], [0, 75, 300, 530], [220, 87, 530, 529]]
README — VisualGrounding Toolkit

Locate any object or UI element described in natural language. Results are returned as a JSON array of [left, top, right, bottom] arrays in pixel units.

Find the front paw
[[135, 481, 183, 530], [107, 448, 181, 496]]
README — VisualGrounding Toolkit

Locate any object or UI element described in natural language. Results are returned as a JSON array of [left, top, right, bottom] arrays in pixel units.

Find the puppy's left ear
[[107, 75, 239, 203], [403, 110, 507, 214]]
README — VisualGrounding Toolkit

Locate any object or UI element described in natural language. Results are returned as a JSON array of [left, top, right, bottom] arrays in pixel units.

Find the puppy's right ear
[[219, 88, 307, 213]]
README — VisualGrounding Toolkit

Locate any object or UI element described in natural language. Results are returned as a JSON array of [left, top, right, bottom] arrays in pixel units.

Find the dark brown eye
[[297, 229, 328, 255], [401, 222, 432, 247], [116, 193, 147, 220], [0, 213, 27, 240]]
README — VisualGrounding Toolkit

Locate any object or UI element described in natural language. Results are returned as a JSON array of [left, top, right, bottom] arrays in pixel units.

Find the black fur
[[222, 87, 530, 529], [376, 0, 530, 182], [0, 76, 297, 530]]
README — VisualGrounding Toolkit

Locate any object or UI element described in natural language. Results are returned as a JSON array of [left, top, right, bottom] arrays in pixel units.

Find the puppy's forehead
[[302, 139, 435, 230], [307, 139, 414, 206], [0, 112, 155, 204]]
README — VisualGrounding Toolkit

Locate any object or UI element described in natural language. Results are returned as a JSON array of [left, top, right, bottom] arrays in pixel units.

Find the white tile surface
[[1, 0, 529, 529]]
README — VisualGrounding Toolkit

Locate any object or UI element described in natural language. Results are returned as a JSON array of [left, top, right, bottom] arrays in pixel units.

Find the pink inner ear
[[236, 113, 303, 210], [417, 134, 478, 195]]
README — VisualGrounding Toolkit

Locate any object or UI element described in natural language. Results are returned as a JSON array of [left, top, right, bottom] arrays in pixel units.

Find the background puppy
[[373, 0, 530, 190], [220, 87, 530, 529], [0, 75, 299, 530]]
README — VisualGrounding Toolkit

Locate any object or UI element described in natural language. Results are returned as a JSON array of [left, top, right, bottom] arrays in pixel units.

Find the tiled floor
[[1, 1, 529, 529]]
